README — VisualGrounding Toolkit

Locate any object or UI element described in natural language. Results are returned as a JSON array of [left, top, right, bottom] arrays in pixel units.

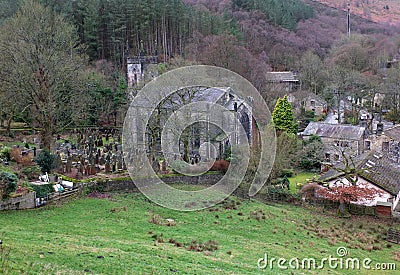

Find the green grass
[[289, 172, 318, 193], [0, 190, 399, 274]]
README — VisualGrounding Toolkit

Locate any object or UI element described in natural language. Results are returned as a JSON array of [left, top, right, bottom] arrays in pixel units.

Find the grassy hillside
[[1, 190, 399, 274]]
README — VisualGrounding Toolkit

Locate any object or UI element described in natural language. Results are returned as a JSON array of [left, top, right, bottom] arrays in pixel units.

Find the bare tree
[[316, 146, 383, 216], [0, 0, 87, 149]]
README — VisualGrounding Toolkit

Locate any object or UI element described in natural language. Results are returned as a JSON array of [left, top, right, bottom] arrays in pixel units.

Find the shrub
[[29, 184, 54, 198], [34, 149, 57, 173], [9, 147, 22, 163], [210, 160, 230, 172], [0, 171, 18, 199], [188, 240, 218, 252], [21, 166, 42, 180], [264, 186, 295, 202], [0, 147, 11, 161], [20, 155, 35, 167], [280, 169, 294, 178]]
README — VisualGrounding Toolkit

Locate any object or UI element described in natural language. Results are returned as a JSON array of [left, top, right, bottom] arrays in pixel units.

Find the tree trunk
[[6, 116, 12, 137], [338, 199, 349, 217], [40, 125, 53, 150]]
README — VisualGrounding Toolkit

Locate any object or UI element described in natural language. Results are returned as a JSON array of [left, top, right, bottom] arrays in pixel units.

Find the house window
[[382, 142, 389, 151], [310, 100, 316, 107], [365, 140, 371, 150]]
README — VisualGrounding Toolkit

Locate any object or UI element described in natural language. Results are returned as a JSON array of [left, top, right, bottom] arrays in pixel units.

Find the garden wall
[[0, 192, 36, 210], [89, 173, 224, 192]]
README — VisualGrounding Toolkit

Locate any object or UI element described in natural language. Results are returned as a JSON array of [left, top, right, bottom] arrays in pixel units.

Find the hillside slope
[[0, 192, 399, 274], [314, 0, 400, 24]]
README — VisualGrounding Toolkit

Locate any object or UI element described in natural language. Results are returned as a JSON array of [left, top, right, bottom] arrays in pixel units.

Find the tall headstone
[[66, 155, 72, 173], [95, 153, 99, 165], [152, 157, 159, 173], [122, 154, 127, 170], [105, 159, 111, 173], [117, 153, 123, 170], [111, 154, 117, 173], [161, 160, 167, 172]]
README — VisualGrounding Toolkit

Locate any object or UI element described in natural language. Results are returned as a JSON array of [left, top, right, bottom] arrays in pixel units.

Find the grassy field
[[288, 172, 318, 193], [1, 189, 400, 274]]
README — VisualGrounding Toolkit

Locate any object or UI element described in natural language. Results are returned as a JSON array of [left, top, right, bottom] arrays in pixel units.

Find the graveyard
[[0, 126, 228, 210], [0, 128, 131, 209]]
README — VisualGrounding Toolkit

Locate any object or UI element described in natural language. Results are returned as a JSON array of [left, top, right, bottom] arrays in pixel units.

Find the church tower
[[126, 41, 159, 93]]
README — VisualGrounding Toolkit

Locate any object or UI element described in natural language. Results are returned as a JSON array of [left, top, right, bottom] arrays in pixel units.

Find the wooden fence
[[387, 228, 400, 244], [37, 189, 80, 207]]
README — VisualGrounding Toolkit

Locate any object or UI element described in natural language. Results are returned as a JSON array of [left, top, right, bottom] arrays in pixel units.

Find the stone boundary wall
[[0, 192, 36, 210], [90, 173, 224, 192], [1, 173, 224, 209]]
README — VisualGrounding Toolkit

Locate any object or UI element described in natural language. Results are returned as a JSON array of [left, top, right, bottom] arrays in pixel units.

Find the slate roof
[[383, 125, 400, 141], [304, 93, 327, 106], [266, 71, 299, 82], [161, 87, 228, 109], [320, 152, 400, 195], [303, 122, 366, 140]]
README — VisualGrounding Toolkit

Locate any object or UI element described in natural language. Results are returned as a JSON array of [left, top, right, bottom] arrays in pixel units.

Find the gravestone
[[88, 152, 94, 167], [95, 153, 99, 165], [56, 153, 63, 173], [88, 136, 94, 152], [117, 153, 123, 170], [152, 158, 159, 173], [71, 153, 78, 163], [111, 154, 117, 173], [76, 162, 83, 179], [90, 163, 96, 175], [85, 162, 90, 176], [99, 156, 105, 166], [66, 156, 72, 173], [105, 159, 111, 173], [122, 156, 127, 170], [98, 137, 103, 147]]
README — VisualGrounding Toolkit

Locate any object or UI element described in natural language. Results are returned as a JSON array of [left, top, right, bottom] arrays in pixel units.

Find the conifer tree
[[272, 95, 298, 135]]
